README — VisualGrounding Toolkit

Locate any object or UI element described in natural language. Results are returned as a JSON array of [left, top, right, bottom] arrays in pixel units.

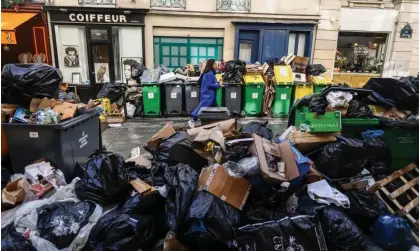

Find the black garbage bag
[[241, 121, 273, 140], [96, 82, 124, 103], [153, 132, 207, 170], [37, 201, 95, 249], [315, 136, 369, 179], [1, 224, 36, 251], [234, 215, 328, 251], [308, 95, 328, 115], [182, 191, 240, 251], [364, 78, 419, 113], [346, 100, 374, 118], [344, 189, 388, 232], [162, 163, 199, 234], [87, 192, 165, 251], [320, 207, 384, 251], [75, 150, 129, 206], [1, 167, 11, 190], [379, 117, 419, 128], [306, 64, 326, 76], [362, 130, 390, 159], [224, 60, 246, 83], [372, 215, 415, 251], [400, 76, 419, 93], [1, 64, 62, 106]]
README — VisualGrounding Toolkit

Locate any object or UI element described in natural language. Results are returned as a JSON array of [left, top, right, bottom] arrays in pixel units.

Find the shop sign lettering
[[69, 13, 127, 23]]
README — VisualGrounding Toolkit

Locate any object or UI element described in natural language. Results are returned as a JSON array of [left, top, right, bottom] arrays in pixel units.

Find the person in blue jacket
[[189, 59, 224, 128]]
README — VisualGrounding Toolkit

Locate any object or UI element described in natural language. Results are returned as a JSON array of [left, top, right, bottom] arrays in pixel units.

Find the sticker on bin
[[79, 131, 88, 149], [148, 93, 154, 99], [280, 68, 288, 76], [281, 94, 287, 100], [191, 91, 197, 98], [171, 92, 177, 99], [252, 93, 258, 99], [231, 92, 237, 99], [29, 132, 39, 138]]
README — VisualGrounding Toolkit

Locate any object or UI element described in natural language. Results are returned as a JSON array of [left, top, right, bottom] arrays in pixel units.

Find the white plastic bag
[[307, 180, 350, 208], [326, 91, 353, 108]]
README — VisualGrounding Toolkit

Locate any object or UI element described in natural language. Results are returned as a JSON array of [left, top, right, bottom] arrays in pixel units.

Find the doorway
[[87, 27, 115, 97]]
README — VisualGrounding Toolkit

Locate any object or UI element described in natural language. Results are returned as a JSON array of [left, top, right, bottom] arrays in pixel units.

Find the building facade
[[41, 0, 419, 90]]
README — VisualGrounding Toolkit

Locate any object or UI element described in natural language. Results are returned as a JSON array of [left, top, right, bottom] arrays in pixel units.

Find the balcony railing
[[216, 0, 251, 12], [151, 0, 186, 9], [78, 0, 115, 5]]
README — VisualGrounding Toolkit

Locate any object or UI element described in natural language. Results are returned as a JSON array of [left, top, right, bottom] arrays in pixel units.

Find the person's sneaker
[[188, 120, 195, 129]]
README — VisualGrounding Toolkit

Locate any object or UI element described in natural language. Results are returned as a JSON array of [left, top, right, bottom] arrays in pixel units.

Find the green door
[[153, 37, 224, 69]]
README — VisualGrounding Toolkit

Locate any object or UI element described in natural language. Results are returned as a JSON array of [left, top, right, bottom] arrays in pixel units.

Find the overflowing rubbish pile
[[2, 112, 419, 250]]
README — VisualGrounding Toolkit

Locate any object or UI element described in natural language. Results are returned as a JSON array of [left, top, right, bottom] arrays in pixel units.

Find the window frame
[[288, 32, 309, 57]]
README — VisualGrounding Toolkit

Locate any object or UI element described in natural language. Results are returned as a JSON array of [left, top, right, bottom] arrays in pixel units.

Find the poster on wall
[[94, 63, 110, 83], [121, 57, 143, 84], [62, 45, 80, 67]]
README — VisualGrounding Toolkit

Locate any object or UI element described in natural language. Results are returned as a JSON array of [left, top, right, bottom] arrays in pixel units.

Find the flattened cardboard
[[198, 165, 251, 210], [147, 124, 176, 149], [288, 131, 337, 153], [249, 134, 300, 184], [187, 119, 237, 138], [38, 98, 57, 110], [53, 102, 78, 120], [1, 104, 18, 122], [130, 178, 155, 195], [30, 98, 42, 112]]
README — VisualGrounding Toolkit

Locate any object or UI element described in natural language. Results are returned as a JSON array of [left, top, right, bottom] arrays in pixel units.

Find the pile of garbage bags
[[2, 116, 418, 251]]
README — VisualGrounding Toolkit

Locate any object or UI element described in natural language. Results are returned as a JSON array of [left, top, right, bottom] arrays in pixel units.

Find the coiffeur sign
[[49, 10, 144, 25]]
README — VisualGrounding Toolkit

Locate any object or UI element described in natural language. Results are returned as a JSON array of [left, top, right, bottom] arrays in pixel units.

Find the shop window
[[91, 29, 108, 40], [335, 32, 387, 74], [153, 37, 223, 69], [112, 27, 143, 83], [239, 43, 252, 62], [288, 32, 308, 57], [54, 25, 89, 84]]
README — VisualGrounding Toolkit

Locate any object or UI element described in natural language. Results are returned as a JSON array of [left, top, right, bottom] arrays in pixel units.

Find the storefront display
[[45, 6, 148, 101]]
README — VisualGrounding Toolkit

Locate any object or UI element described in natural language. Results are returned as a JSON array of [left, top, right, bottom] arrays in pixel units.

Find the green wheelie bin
[[142, 85, 161, 117], [272, 84, 294, 117], [243, 75, 265, 116]]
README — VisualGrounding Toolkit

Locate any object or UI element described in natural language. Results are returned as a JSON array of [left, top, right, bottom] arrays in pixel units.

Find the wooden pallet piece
[[370, 163, 419, 230]]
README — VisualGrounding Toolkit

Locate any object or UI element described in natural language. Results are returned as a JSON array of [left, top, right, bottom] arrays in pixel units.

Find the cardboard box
[[187, 119, 237, 138], [198, 165, 251, 210], [130, 178, 156, 195], [287, 131, 337, 153], [249, 134, 300, 184], [293, 56, 309, 73], [147, 123, 176, 149]]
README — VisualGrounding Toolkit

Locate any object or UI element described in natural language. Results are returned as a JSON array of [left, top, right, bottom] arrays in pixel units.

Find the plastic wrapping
[[96, 82, 124, 103], [326, 91, 353, 108], [141, 68, 161, 84], [75, 150, 129, 206], [372, 215, 415, 251], [400, 76, 419, 93], [1, 64, 63, 106], [308, 95, 328, 114], [1, 224, 36, 251], [346, 99, 374, 118], [182, 191, 240, 251], [223, 60, 246, 83], [223, 157, 260, 178], [234, 215, 328, 251]]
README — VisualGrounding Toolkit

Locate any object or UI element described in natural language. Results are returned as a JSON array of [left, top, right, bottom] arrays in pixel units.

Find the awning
[[1, 12, 37, 44]]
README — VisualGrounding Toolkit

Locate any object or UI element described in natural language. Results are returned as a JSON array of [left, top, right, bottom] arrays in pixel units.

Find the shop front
[[233, 22, 316, 63], [45, 7, 148, 101], [1, 4, 51, 68]]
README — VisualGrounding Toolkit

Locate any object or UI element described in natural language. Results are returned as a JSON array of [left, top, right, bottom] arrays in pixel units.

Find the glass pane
[[218, 46, 223, 60], [180, 57, 187, 66], [171, 46, 179, 56], [191, 57, 198, 64], [298, 33, 306, 57], [239, 43, 252, 62], [199, 47, 206, 56], [180, 46, 187, 56], [208, 47, 215, 57], [92, 44, 110, 84], [171, 57, 179, 66], [163, 46, 170, 55], [153, 37, 160, 42], [91, 29, 108, 40], [191, 47, 198, 56], [199, 58, 206, 63], [189, 38, 217, 44], [288, 33, 296, 55], [154, 44, 160, 67], [217, 39, 223, 44], [160, 37, 188, 43], [163, 57, 170, 66]]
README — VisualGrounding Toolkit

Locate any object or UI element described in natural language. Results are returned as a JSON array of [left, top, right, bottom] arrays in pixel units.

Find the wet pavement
[[101, 117, 288, 159]]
